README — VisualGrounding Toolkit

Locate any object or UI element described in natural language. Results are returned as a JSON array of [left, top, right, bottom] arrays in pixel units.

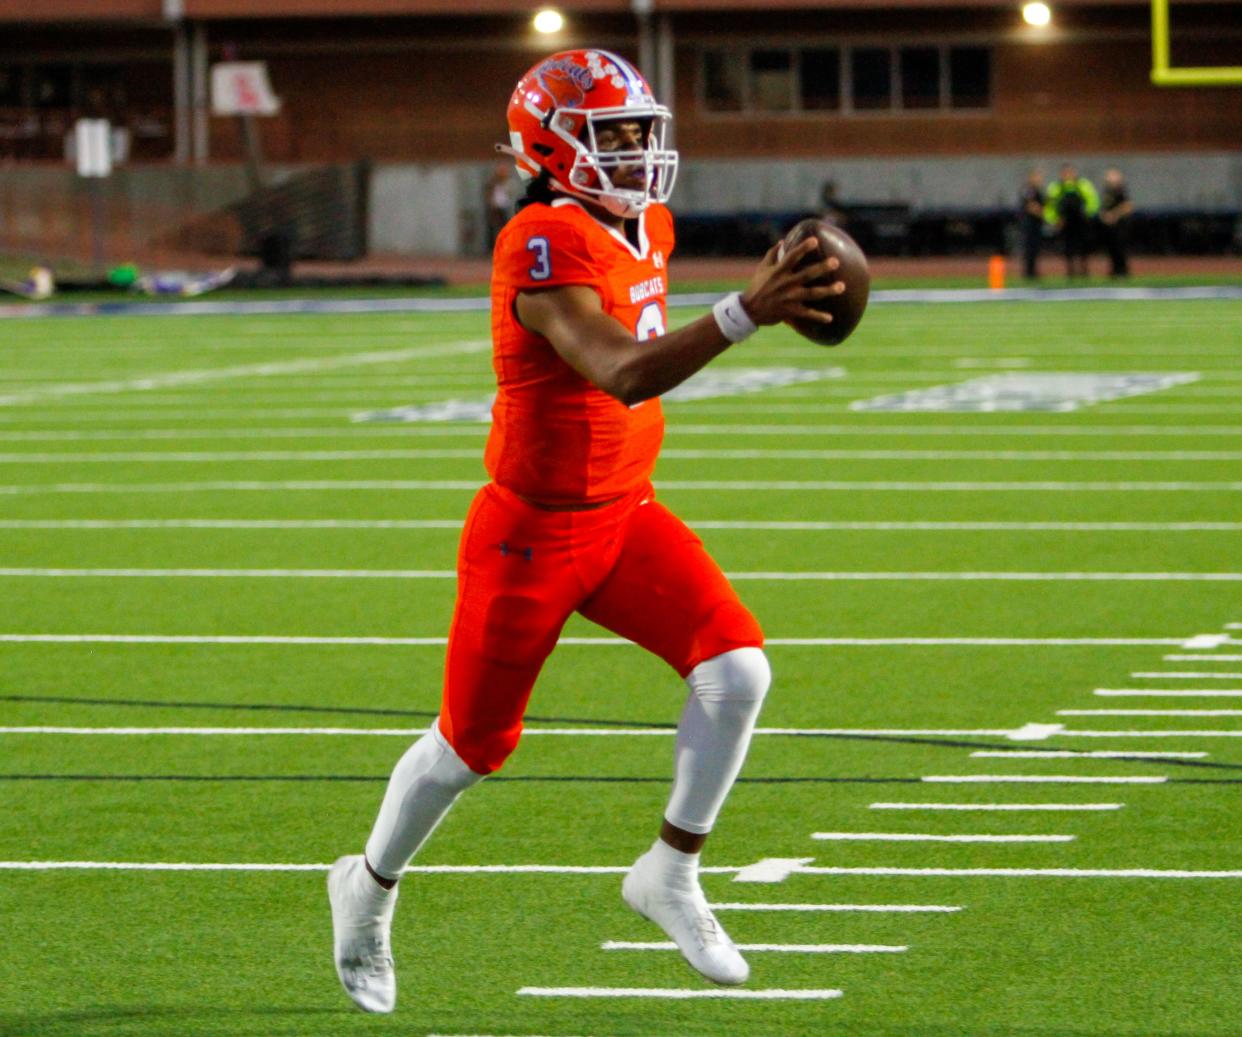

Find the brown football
[[780, 218, 870, 347]]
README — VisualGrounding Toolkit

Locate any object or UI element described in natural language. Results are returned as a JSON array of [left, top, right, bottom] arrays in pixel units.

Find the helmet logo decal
[[587, 50, 647, 98], [535, 58, 594, 109]]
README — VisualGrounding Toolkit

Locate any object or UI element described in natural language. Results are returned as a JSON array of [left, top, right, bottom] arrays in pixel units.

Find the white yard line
[[0, 450, 483, 463], [4, 479, 1242, 495], [709, 902, 962, 913], [5, 447, 1242, 462], [0, 428, 489, 441], [517, 988, 844, 1001], [0, 633, 1182, 650], [696, 521, 1242, 532], [3, 423, 1241, 439], [729, 573, 1242, 582], [920, 775, 1167, 784], [665, 449, 1242, 461], [2, 518, 1241, 532], [601, 941, 907, 953], [970, 750, 1207, 759], [0, 519, 472, 530], [12, 391, 491, 405], [0, 342, 488, 407], [1131, 671, 1242, 679], [0, 634, 1190, 647], [0, 568, 458, 578], [0, 720, 1235, 742], [1063, 729, 1242, 738], [0, 480, 487, 495], [1180, 635, 1235, 649], [0, 634, 460, 645], [1164, 655, 1242, 662], [666, 404, 1242, 416], [870, 803, 1125, 811], [1095, 690, 1242, 697], [0, 567, 1237, 582], [0, 725, 1027, 737], [810, 832, 1074, 843], [792, 866, 1242, 879], [1058, 709, 1242, 717], [0, 408, 382, 421], [0, 860, 729, 876], [0, 861, 332, 872]]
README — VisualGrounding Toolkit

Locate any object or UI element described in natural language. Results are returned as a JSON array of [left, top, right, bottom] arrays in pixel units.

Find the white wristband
[[712, 292, 757, 344]]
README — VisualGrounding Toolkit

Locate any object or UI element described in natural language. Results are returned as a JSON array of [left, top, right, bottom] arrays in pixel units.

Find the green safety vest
[[1044, 178, 1100, 223]]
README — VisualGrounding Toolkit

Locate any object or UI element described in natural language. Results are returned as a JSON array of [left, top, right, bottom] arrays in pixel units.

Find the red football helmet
[[501, 49, 678, 218]]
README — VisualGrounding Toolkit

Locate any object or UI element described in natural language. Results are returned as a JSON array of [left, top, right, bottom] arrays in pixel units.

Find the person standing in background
[[1098, 168, 1134, 278], [1019, 168, 1046, 280], [819, 179, 849, 228], [484, 160, 517, 248], [1045, 164, 1099, 278]]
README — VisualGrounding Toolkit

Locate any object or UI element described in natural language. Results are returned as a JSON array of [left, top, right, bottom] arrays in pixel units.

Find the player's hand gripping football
[[738, 237, 844, 330]]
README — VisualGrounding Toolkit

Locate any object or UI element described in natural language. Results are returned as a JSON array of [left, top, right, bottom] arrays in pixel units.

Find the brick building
[[1, 1, 1238, 257]]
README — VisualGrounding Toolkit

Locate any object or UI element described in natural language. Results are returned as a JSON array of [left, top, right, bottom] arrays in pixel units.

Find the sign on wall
[[211, 62, 281, 116]]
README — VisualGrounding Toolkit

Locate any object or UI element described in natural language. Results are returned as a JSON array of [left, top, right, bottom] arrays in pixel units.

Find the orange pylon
[[988, 255, 1006, 291]]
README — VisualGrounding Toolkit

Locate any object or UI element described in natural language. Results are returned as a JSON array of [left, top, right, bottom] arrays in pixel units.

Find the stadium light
[[533, 8, 564, 34], [1022, 1, 1052, 26]]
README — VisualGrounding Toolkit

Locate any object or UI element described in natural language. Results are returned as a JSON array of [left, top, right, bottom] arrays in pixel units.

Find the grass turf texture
[[3, 268, 1242, 306], [0, 297, 1240, 1036]]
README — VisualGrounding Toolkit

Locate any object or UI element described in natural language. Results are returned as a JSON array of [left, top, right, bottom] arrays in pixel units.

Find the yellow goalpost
[[1150, 0, 1242, 85]]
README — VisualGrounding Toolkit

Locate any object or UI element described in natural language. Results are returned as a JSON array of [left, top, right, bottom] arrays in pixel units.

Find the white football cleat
[[622, 847, 750, 986], [327, 855, 398, 1013]]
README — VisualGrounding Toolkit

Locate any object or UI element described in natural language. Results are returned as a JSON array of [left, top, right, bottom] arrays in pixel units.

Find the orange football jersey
[[486, 197, 674, 506]]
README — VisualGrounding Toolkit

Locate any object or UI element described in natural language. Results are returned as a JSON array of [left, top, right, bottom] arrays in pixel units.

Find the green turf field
[[0, 295, 1239, 1037]]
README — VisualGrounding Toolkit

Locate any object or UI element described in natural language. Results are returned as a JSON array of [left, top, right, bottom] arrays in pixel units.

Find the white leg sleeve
[[364, 722, 483, 880], [663, 647, 771, 836]]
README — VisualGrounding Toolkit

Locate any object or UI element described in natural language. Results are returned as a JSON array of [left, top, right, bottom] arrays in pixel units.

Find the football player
[[328, 48, 842, 1012], [0, 265, 54, 301]]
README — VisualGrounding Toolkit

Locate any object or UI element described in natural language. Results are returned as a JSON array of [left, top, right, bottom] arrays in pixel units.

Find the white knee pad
[[687, 646, 771, 707], [664, 647, 771, 836]]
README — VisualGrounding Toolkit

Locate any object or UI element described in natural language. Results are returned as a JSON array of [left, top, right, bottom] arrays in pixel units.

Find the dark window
[[32, 65, 72, 108], [0, 67, 23, 106], [750, 49, 793, 111], [81, 67, 126, 113], [900, 47, 941, 109], [950, 46, 991, 109], [851, 48, 892, 111], [703, 50, 744, 112], [800, 48, 841, 110]]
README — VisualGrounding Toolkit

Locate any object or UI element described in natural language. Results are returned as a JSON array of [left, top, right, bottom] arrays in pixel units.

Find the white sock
[[355, 862, 397, 904], [663, 647, 771, 835], [644, 838, 700, 890], [364, 722, 483, 880]]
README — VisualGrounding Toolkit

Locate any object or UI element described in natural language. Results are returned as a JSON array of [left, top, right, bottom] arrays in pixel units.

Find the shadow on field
[[0, 1005, 346, 1037]]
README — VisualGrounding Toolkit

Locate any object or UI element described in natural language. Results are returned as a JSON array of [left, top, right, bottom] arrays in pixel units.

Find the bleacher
[[672, 205, 1241, 258]]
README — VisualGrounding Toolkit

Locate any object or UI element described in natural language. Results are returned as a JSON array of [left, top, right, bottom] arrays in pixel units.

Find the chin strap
[[497, 143, 646, 217]]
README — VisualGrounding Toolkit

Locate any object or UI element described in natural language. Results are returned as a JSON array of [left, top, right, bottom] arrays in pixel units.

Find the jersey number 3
[[526, 237, 665, 343], [527, 237, 551, 281]]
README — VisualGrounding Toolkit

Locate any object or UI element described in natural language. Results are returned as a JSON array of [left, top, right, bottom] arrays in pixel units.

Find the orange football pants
[[438, 482, 764, 774]]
